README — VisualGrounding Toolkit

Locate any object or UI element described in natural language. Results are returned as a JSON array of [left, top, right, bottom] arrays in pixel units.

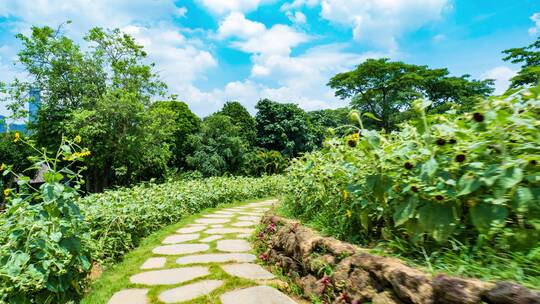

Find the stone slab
[[221, 263, 276, 280], [215, 211, 236, 215], [237, 233, 251, 238], [158, 280, 223, 303], [200, 235, 223, 243], [195, 218, 230, 224], [177, 226, 206, 234], [108, 288, 149, 304], [211, 224, 224, 228], [140, 257, 167, 270], [176, 253, 256, 265], [130, 267, 209, 286], [231, 221, 257, 227], [204, 228, 254, 235], [203, 214, 234, 218], [237, 216, 261, 222], [152, 243, 209, 255], [220, 286, 296, 304], [162, 233, 200, 244], [217, 239, 252, 252]]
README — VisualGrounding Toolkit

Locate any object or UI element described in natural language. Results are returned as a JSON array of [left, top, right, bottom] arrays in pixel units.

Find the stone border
[[255, 214, 540, 304]]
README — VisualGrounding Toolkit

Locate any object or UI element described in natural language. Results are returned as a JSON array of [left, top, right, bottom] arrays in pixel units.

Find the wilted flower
[[435, 195, 445, 201], [347, 139, 357, 148], [436, 138, 446, 146], [404, 162, 414, 170], [473, 112, 485, 122], [455, 154, 466, 163]]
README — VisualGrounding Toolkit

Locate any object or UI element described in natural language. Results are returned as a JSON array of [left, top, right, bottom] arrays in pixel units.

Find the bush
[[283, 86, 540, 253], [79, 175, 285, 263]]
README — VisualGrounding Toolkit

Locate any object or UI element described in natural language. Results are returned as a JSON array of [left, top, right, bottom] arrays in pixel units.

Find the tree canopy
[[219, 101, 256, 145], [503, 37, 540, 88], [328, 58, 493, 130]]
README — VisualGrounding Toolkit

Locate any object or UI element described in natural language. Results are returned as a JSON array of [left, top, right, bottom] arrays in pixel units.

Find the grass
[[81, 197, 275, 304]]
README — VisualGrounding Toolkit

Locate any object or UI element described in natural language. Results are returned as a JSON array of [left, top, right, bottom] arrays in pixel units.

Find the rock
[[221, 263, 276, 280], [313, 238, 357, 257], [200, 235, 223, 242], [129, 267, 209, 285], [220, 286, 296, 304], [484, 281, 540, 304], [140, 257, 167, 269], [380, 258, 434, 304], [195, 218, 230, 224], [158, 280, 223, 303], [372, 291, 402, 304], [177, 226, 206, 234], [176, 253, 256, 265], [152, 243, 209, 255], [432, 274, 492, 304], [297, 275, 323, 297], [217, 239, 252, 252], [205, 228, 254, 235], [108, 288, 149, 304], [162, 233, 200, 244]]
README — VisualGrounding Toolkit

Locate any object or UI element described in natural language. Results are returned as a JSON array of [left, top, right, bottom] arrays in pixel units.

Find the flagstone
[[238, 216, 261, 221], [221, 263, 275, 280], [204, 228, 254, 235], [140, 257, 167, 270], [216, 239, 252, 252], [215, 211, 236, 215], [108, 288, 149, 304], [129, 267, 209, 286], [158, 280, 224, 303], [220, 286, 296, 304], [152, 243, 209, 255], [211, 224, 224, 228], [176, 253, 256, 265], [162, 233, 200, 244], [177, 226, 206, 233], [231, 221, 257, 227], [237, 233, 251, 238], [195, 218, 230, 224], [203, 214, 234, 218], [200, 235, 224, 242]]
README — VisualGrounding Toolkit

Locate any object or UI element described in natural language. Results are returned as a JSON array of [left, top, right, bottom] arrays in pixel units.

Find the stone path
[[108, 199, 298, 304]]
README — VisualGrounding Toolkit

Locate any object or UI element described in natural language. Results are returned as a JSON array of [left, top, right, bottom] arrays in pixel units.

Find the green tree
[[219, 101, 256, 145], [186, 114, 249, 177], [151, 101, 201, 169], [255, 99, 315, 157], [308, 108, 350, 147], [328, 58, 493, 130], [503, 37, 540, 88]]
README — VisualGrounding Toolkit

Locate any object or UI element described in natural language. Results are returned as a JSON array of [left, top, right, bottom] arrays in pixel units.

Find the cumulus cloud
[[195, 0, 275, 15], [529, 13, 540, 35], [482, 66, 517, 95]]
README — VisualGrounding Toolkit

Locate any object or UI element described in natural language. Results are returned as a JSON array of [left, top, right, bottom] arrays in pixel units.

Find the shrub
[[283, 86, 540, 253]]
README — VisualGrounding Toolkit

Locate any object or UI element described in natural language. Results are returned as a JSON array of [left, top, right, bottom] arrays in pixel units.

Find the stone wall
[[255, 214, 540, 304]]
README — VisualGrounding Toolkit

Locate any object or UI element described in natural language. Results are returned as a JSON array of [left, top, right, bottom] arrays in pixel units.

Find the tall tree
[[219, 101, 256, 145], [255, 99, 315, 157], [186, 114, 248, 177], [308, 108, 350, 147], [503, 37, 540, 88], [328, 58, 493, 130], [151, 101, 201, 169]]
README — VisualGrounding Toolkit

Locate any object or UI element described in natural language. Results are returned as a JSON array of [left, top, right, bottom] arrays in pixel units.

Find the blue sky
[[0, 0, 539, 117]]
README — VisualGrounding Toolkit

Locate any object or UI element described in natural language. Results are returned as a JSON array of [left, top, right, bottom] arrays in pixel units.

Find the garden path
[[107, 199, 297, 304]]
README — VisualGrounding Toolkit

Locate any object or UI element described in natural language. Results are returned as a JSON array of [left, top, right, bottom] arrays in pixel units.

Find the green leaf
[[418, 202, 459, 242], [470, 203, 509, 233], [458, 174, 481, 196], [499, 166, 523, 189], [362, 112, 381, 121], [393, 197, 418, 227]]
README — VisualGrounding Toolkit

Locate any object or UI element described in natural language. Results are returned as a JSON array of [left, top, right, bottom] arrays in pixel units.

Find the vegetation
[[281, 86, 540, 287], [328, 58, 494, 130], [0, 132, 285, 303], [503, 36, 540, 88]]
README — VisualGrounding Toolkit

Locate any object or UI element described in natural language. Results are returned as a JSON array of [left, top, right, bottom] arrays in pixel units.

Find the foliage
[[283, 86, 540, 259], [0, 135, 93, 303], [328, 58, 494, 130], [186, 114, 249, 177], [503, 36, 540, 88], [0, 133, 33, 208], [219, 101, 257, 145], [64, 91, 176, 192], [307, 108, 350, 147], [79, 175, 285, 263], [151, 101, 201, 169], [255, 98, 316, 157], [244, 149, 290, 176]]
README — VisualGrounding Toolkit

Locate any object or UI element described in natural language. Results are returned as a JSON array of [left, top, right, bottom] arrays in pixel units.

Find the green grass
[[81, 197, 275, 304]]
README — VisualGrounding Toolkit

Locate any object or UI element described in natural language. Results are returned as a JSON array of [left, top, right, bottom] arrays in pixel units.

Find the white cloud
[[529, 13, 540, 35], [176, 7, 188, 18], [482, 66, 517, 95], [195, 0, 274, 15], [218, 12, 266, 39], [281, 0, 450, 50], [286, 11, 307, 24]]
